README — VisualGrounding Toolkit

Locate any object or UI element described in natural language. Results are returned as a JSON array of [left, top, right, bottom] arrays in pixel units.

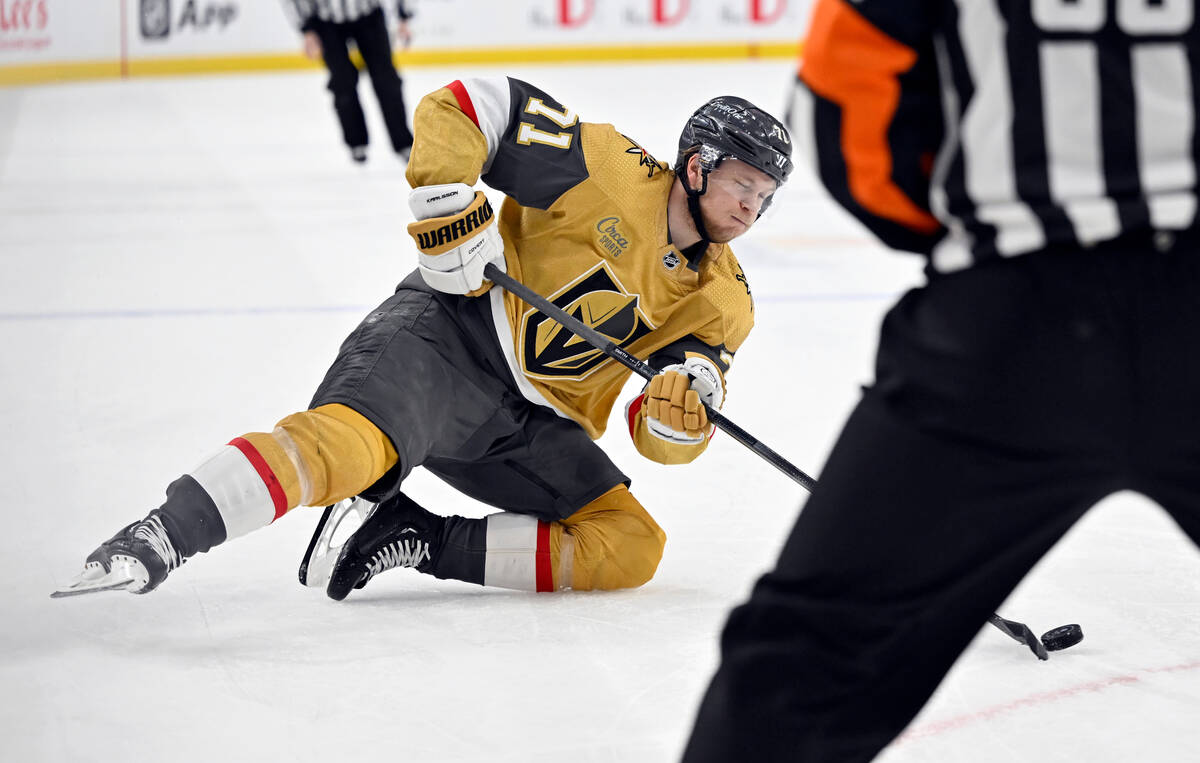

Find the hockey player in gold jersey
[[52, 77, 792, 600]]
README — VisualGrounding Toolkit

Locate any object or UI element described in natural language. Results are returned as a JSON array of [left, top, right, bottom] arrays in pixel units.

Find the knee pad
[[554, 485, 667, 591], [241, 403, 398, 509]]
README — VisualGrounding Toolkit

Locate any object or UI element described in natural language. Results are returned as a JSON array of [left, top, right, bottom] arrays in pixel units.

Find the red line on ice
[[896, 659, 1200, 744]]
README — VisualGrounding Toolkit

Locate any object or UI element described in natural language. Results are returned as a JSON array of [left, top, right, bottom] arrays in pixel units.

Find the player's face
[[695, 158, 778, 243]]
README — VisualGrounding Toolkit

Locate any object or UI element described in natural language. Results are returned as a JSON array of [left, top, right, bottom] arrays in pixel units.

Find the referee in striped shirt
[[685, 0, 1200, 760], [286, 1, 414, 163]]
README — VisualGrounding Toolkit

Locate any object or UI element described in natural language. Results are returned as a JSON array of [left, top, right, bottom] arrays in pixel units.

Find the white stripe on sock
[[189, 446, 276, 540], [483, 512, 540, 591]]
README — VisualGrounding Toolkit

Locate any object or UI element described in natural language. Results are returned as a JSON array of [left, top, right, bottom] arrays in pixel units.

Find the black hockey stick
[[988, 615, 1084, 660], [484, 263, 816, 491], [486, 263, 1081, 658]]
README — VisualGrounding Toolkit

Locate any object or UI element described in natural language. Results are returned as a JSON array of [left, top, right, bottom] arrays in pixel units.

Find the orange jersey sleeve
[[800, 0, 945, 253]]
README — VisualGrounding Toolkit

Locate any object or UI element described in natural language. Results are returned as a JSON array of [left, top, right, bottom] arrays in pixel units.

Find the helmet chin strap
[[678, 162, 713, 272]]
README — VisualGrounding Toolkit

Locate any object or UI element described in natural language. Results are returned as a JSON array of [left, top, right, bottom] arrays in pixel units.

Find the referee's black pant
[[312, 8, 412, 153], [683, 238, 1200, 762]]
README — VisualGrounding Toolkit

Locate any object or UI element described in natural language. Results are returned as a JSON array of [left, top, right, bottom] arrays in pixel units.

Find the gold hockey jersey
[[406, 77, 755, 461]]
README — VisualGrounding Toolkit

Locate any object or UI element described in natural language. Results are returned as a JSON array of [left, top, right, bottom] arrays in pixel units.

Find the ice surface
[[2, 61, 1197, 762]]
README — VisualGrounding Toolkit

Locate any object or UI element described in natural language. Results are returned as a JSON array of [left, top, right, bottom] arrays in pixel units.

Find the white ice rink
[[3, 60, 1199, 762]]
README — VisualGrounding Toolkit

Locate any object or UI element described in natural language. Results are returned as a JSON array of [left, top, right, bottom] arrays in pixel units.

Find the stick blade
[[988, 614, 1049, 660]]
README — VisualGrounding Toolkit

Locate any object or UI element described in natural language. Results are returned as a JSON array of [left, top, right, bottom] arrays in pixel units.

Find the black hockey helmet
[[676, 96, 793, 189]]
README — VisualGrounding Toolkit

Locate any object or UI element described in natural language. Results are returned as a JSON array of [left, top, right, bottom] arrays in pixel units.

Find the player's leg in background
[[350, 7, 413, 155], [682, 391, 1115, 762], [1123, 240, 1200, 552], [312, 19, 369, 159], [683, 250, 1137, 762], [1140, 480, 1200, 555]]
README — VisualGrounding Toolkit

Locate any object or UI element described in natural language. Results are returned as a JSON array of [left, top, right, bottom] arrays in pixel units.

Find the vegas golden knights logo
[[522, 266, 654, 378]]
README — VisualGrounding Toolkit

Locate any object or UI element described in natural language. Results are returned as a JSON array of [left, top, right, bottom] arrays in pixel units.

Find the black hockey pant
[[683, 238, 1200, 762], [313, 8, 413, 153]]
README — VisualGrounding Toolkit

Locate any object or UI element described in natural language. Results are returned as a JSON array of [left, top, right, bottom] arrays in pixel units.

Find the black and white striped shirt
[[800, 0, 1199, 273], [286, 0, 411, 30]]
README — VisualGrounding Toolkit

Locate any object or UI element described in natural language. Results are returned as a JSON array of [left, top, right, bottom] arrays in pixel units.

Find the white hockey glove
[[644, 356, 725, 444], [407, 182, 506, 296]]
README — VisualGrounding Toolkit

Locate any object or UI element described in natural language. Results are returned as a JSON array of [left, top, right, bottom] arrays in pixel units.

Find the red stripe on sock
[[535, 520, 554, 592], [446, 80, 480, 129], [227, 437, 288, 521]]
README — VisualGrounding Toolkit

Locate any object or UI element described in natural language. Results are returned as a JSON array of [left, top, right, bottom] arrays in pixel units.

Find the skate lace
[[365, 535, 431, 579], [133, 516, 183, 571]]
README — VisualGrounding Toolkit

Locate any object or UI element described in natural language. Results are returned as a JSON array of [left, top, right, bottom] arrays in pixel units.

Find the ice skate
[[298, 496, 377, 588], [51, 515, 183, 598], [325, 492, 442, 601]]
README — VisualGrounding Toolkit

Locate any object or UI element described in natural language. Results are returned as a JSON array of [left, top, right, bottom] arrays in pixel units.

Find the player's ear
[[686, 152, 704, 185]]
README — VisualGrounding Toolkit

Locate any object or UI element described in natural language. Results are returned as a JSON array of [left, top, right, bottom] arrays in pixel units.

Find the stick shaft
[[484, 264, 816, 490]]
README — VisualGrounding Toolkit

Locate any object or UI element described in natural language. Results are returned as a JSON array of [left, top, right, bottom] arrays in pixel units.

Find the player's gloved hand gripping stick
[[485, 263, 1084, 660], [408, 183, 506, 296]]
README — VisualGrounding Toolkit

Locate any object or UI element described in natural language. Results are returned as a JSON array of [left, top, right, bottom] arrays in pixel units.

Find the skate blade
[[299, 497, 375, 588], [50, 557, 148, 599]]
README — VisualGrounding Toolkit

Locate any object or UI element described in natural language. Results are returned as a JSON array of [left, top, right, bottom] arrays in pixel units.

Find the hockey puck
[[1040, 624, 1084, 651]]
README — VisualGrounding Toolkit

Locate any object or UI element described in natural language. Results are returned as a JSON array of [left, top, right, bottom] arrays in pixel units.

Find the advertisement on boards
[[2, 0, 813, 83], [0, 0, 120, 65], [412, 0, 808, 47], [128, 0, 295, 58]]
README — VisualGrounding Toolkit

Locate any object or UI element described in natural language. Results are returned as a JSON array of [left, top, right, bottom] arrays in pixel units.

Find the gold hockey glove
[[643, 356, 725, 444], [647, 371, 708, 441], [407, 182, 506, 296]]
